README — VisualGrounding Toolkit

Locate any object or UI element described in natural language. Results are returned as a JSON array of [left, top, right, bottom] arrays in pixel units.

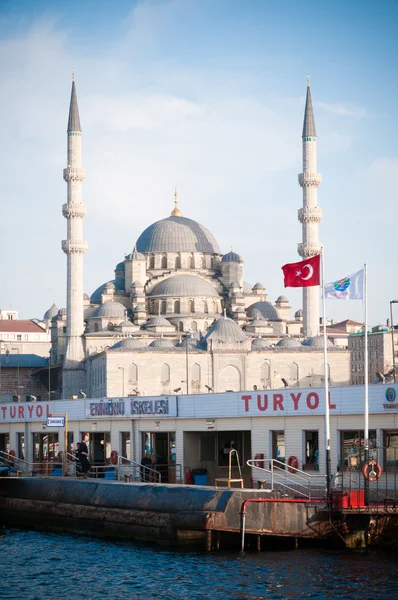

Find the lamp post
[[48, 349, 51, 400], [390, 300, 398, 383], [11, 348, 20, 401], [118, 366, 125, 397], [0, 340, 4, 399]]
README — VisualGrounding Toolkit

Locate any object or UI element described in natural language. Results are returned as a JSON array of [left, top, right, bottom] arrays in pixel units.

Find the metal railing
[[247, 457, 327, 500], [117, 455, 161, 483]]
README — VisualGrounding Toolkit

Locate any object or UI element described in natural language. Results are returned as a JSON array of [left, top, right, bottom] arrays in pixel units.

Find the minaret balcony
[[63, 167, 86, 183], [297, 242, 322, 258], [62, 240, 88, 254], [298, 206, 322, 224], [298, 172, 322, 187], [62, 203, 87, 219]]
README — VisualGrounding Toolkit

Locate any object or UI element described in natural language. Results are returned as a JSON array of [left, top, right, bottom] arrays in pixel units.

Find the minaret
[[61, 72, 88, 397], [298, 76, 322, 337]]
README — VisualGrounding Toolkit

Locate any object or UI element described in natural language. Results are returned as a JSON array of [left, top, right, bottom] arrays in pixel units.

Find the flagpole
[[321, 248, 331, 502], [364, 263, 368, 448]]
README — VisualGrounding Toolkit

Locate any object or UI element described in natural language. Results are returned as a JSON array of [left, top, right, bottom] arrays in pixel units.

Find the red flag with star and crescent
[[281, 254, 320, 287]]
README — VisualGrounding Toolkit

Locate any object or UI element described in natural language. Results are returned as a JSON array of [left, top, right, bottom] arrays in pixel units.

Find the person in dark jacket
[[79, 434, 91, 476], [140, 452, 153, 482]]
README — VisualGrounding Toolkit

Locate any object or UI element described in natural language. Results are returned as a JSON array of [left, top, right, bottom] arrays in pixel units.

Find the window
[[121, 432, 131, 460], [272, 431, 285, 463], [201, 256, 206, 268], [339, 430, 377, 470], [94, 323, 99, 332], [191, 321, 198, 332], [289, 362, 299, 383], [129, 363, 138, 383], [304, 431, 319, 470], [261, 361, 271, 384], [161, 300, 167, 314], [384, 431, 398, 471], [191, 363, 201, 392], [175, 256, 181, 269], [174, 301, 180, 313], [190, 255, 195, 269], [17, 433, 24, 460], [149, 255, 155, 269], [161, 363, 170, 383], [178, 321, 184, 332], [161, 255, 167, 269], [188, 300, 194, 313]]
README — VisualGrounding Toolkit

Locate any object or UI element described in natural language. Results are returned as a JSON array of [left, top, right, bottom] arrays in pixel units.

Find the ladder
[[215, 449, 244, 489]]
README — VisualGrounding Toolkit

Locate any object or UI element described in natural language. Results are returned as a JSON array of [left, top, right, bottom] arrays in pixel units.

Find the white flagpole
[[321, 248, 331, 498], [364, 264, 368, 450]]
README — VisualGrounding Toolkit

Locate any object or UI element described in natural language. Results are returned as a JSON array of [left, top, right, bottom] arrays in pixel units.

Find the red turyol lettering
[[18, 406, 24, 418], [328, 392, 336, 410], [28, 405, 34, 417], [36, 405, 43, 418], [1, 407, 6, 418], [242, 395, 252, 412], [10, 406, 16, 418], [306, 392, 319, 410], [290, 392, 301, 410], [46, 405, 50, 416], [273, 394, 284, 411], [257, 394, 268, 411]]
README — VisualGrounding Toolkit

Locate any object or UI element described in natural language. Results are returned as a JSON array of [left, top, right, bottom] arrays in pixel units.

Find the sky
[[0, 0, 397, 326]]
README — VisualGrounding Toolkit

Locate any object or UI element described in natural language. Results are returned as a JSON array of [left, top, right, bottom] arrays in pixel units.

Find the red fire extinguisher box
[[333, 490, 365, 509], [348, 489, 365, 507]]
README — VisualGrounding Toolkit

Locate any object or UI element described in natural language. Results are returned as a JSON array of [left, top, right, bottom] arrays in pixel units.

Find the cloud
[[316, 100, 368, 118]]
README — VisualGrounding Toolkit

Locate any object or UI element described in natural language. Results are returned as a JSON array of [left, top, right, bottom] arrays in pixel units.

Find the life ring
[[110, 450, 118, 465], [254, 453, 264, 468], [9, 450, 15, 464], [362, 460, 382, 482], [287, 455, 299, 473]]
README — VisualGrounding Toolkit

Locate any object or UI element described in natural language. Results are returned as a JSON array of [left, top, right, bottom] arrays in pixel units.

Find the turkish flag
[[281, 254, 320, 287]]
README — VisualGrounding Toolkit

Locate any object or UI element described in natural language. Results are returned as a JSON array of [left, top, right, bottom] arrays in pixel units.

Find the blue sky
[[0, 0, 397, 325]]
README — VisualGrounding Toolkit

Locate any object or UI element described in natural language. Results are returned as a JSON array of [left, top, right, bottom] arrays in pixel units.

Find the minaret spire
[[297, 77, 322, 337], [62, 73, 88, 397], [170, 185, 182, 217]]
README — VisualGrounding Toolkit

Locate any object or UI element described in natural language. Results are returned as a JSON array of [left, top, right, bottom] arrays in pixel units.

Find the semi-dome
[[94, 301, 126, 318], [222, 251, 242, 263], [302, 335, 334, 349], [149, 338, 175, 349], [252, 336, 271, 350], [148, 275, 219, 298], [136, 216, 221, 254], [246, 301, 280, 321], [146, 316, 173, 327], [43, 303, 59, 321], [276, 337, 302, 349], [90, 279, 125, 303], [115, 262, 125, 271], [204, 316, 247, 343], [110, 338, 146, 350]]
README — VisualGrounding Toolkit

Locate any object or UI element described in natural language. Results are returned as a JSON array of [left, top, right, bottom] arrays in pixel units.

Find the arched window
[[129, 363, 138, 382], [289, 362, 299, 382], [191, 363, 201, 392], [191, 321, 198, 332], [94, 323, 99, 332], [203, 302, 208, 314], [161, 255, 167, 269], [190, 255, 195, 269], [149, 255, 155, 269], [150, 300, 156, 314], [178, 321, 184, 332], [219, 365, 241, 391], [161, 300, 167, 314], [175, 256, 181, 269], [188, 300, 194, 313], [174, 300, 180, 313], [201, 256, 206, 269], [261, 361, 271, 382], [211, 257, 215, 269], [161, 363, 170, 383]]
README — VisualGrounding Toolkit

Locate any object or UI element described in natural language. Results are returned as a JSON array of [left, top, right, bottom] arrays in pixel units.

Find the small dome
[[276, 337, 302, 349], [146, 316, 173, 327], [178, 337, 203, 349], [83, 293, 90, 301], [229, 282, 240, 290], [149, 338, 175, 349], [137, 216, 221, 254], [222, 251, 242, 263], [126, 247, 145, 261], [253, 282, 265, 290], [131, 281, 143, 288], [58, 308, 67, 316], [148, 275, 219, 298], [94, 301, 126, 318], [247, 301, 280, 321], [110, 338, 146, 350], [134, 304, 146, 312], [204, 316, 246, 343], [43, 303, 59, 321], [234, 306, 245, 313], [276, 295, 288, 303], [90, 279, 125, 303], [295, 309, 303, 317], [104, 282, 115, 290], [115, 262, 125, 271], [243, 282, 253, 294], [117, 320, 135, 328], [302, 335, 334, 349], [252, 336, 271, 350]]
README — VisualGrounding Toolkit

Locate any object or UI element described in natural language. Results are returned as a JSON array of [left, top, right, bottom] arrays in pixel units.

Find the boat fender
[[254, 453, 264, 468], [110, 450, 118, 465], [362, 460, 382, 482], [287, 455, 299, 473]]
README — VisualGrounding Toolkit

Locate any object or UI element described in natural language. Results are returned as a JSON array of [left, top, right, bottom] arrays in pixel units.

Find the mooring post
[[257, 535, 261, 551], [206, 529, 212, 552], [216, 531, 220, 551]]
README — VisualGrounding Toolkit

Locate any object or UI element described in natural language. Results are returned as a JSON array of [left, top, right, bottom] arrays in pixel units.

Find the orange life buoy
[[287, 455, 299, 473], [9, 450, 15, 464], [254, 453, 264, 468], [362, 460, 382, 482], [110, 450, 118, 465]]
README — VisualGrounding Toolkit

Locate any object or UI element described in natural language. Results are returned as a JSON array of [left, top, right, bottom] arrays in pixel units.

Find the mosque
[[48, 77, 350, 399]]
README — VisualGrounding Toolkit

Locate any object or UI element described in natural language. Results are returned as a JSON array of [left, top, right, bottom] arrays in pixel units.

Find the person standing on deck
[[79, 434, 91, 476]]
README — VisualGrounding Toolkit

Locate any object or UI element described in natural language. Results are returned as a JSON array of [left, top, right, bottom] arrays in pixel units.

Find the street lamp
[[118, 366, 125, 397], [11, 348, 20, 401], [390, 300, 398, 383]]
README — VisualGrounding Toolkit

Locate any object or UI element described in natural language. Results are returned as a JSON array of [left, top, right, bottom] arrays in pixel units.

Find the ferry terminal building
[[1, 383, 397, 485]]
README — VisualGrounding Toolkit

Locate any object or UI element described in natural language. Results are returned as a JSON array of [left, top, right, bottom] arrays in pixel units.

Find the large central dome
[[136, 216, 221, 254]]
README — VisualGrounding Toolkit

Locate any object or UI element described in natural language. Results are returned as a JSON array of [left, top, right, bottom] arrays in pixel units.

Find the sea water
[[1, 528, 397, 599]]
